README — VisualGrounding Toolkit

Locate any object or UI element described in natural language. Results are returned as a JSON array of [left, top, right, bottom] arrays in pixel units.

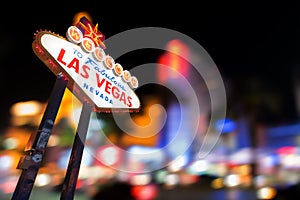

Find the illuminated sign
[[32, 17, 140, 112]]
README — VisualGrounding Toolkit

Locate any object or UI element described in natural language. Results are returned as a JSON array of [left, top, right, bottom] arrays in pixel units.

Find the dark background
[[0, 0, 299, 130]]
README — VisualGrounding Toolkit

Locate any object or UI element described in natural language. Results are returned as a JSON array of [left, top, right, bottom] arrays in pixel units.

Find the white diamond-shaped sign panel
[[32, 17, 140, 113]]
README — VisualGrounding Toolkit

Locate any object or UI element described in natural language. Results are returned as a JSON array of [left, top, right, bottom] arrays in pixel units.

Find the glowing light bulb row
[[66, 25, 139, 89]]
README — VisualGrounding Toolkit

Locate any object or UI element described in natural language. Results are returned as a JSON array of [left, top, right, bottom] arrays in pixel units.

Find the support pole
[[60, 102, 93, 200], [11, 73, 68, 200]]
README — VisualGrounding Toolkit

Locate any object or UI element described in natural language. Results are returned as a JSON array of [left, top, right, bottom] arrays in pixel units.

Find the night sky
[[0, 1, 299, 130]]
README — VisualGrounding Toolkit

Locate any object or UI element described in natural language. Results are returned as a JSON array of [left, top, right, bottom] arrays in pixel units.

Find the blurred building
[[156, 39, 211, 169]]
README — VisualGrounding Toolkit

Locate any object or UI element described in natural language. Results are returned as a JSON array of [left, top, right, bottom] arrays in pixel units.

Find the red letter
[[96, 73, 106, 88], [112, 86, 120, 99], [105, 81, 112, 94], [57, 49, 67, 65], [119, 92, 127, 105], [67, 58, 80, 74], [127, 96, 132, 107], [80, 65, 90, 79]]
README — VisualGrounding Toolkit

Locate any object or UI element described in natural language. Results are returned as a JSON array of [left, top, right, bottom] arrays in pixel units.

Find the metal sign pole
[[11, 73, 68, 200], [60, 102, 93, 200]]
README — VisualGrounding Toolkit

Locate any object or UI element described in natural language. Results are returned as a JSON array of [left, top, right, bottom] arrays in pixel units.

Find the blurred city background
[[1, 1, 300, 199]]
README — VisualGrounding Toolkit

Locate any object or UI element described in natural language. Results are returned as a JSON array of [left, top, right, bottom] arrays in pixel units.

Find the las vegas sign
[[32, 16, 140, 112]]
